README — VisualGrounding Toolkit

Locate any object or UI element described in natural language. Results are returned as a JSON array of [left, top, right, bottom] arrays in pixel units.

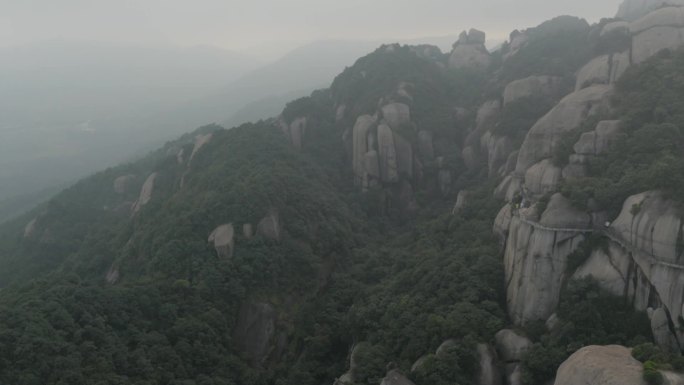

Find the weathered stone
[[601, 20, 631, 36], [483, 133, 514, 177], [576, 55, 611, 90], [503, 75, 566, 106], [449, 43, 491, 70], [364, 150, 381, 179], [611, 50, 632, 83], [113, 174, 136, 194], [209, 224, 235, 258], [554, 345, 645, 385], [233, 302, 277, 365], [539, 193, 592, 229], [381, 103, 411, 130], [336, 105, 347, 122], [131, 172, 158, 214], [573, 120, 621, 155], [504, 214, 587, 324], [495, 329, 532, 362], [651, 307, 681, 353], [394, 132, 413, 178], [630, 6, 684, 34], [23, 218, 37, 239], [617, 0, 684, 22], [106, 265, 120, 284], [632, 25, 684, 64], [190, 133, 213, 162], [477, 343, 502, 385], [493, 205, 513, 242], [288, 117, 307, 149], [378, 124, 399, 183], [257, 211, 281, 241], [476, 100, 502, 131], [452, 190, 470, 215], [524, 159, 562, 196], [515, 85, 613, 175], [380, 369, 415, 385], [352, 115, 376, 184]]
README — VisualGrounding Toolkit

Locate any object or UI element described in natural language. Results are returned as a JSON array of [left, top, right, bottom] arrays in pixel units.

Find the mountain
[[1, 1, 684, 384]]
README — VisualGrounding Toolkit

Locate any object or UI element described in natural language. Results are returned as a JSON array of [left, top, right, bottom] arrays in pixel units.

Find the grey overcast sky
[[0, 0, 624, 51]]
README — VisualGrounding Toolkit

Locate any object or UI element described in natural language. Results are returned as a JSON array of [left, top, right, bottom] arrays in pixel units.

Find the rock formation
[[477, 343, 502, 385], [631, 6, 684, 64], [233, 302, 277, 366], [504, 194, 591, 325], [449, 29, 492, 70], [190, 133, 213, 162], [131, 172, 158, 214], [381, 103, 411, 130], [257, 211, 282, 241], [617, 0, 684, 22], [208, 224, 235, 258], [503, 76, 566, 106], [554, 345, 645, 385], [380, 369, 415, 385]]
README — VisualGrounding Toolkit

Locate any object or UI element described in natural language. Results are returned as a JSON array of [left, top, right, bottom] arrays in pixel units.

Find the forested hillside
[[2, 1, 684, 384]]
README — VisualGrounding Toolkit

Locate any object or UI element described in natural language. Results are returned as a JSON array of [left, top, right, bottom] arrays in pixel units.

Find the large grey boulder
[[554, 345, 645, 385], [609, 191, 684, 343], [651, 307, 681, 353], [352, 115, 377, 185], [493, 205, 513, 242], [631, 7, 684, 64], [189, 133, 213, 162], [378, 124, 399, 183], [449, 29, 491, 70], [539, 193, 592, 230], [477, 343, 502, 385], [257, 211, 281, 241], [380, 369, 415, 385], [381, 103, 411, 130], [503, 75, 565, 106], [495, 329, 532, 362], [233, 302, 277, 365], [617, 0, 684, 21], [131, 172, 158, 214], [209, 224, 235, 258], [515, 85, 613, 175], [524, 159, 562, 197], [504, 214, 587, 324], [394, 132, 414, 178], [573, 120, 621, 156]]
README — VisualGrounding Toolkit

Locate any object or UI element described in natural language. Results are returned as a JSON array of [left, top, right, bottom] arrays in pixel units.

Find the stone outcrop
[[503, 75, 565, 106], [504, 194, 591, 325], [651, 307, 681, 353], [482, 132, 515, 177], [449, 29, 492, 70], [495, 329, 532, 363], [381, 103, 411, 130], [417, 130, 434, 160], [106, 265, 120, 284], [131, 172, 158, 214], [617, 0, 684, 21], [190, 133, 213, 162], [452, 190, 470, 215], [515, 85, 613, 176], [631, 6, 684, 64], [380, 369, 415, 385], [573, 120, 621, 157], [209, 224, 235, 258], [493, 205, 513, 242], [575, 53, 631, 90], [233, 302, 277, 366], [257, 211, 281, 242], [113, 175, 136, 194], [23, 218, 37, 239], [352, 115, 377, 185], [524, 159, 562, 197], [554, 345, 645, 385], [378, 124, 400, 183], [477, 343, 502, 385]]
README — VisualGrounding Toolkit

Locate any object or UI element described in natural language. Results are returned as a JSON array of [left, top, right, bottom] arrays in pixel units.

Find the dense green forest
[[1, 9, 684, 385]]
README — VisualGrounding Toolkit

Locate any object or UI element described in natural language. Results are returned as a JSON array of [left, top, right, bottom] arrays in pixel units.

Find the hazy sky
[[0, 0, 623, 52]]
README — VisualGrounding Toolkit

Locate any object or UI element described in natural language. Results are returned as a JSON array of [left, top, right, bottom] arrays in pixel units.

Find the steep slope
[[3, 1, 684, 385]]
